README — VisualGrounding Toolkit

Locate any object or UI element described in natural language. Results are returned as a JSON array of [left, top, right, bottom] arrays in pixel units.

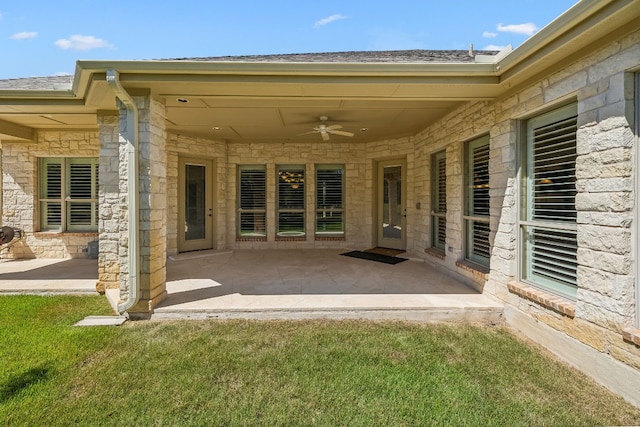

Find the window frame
[[315, 164, 345, 237], [519, 103, 578, 299], [39, 157, 99, 232], [237, 165, 267, 238], [431, 150, 447, 251], [277, 164, 306, 237], [464, 135, 491, 267]]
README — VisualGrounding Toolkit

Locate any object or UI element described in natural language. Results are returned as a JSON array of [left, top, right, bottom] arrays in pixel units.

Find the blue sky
[[1, 1, 578, 79]]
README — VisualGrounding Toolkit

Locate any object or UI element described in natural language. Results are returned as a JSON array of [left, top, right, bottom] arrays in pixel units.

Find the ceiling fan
[[297, 116, 354, 141]]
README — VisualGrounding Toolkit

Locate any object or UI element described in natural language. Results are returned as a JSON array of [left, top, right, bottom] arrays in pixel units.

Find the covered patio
[[0, 249, 502, 322]]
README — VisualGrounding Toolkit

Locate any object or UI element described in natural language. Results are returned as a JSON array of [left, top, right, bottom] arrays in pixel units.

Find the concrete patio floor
[[0, 249, 503, 322]]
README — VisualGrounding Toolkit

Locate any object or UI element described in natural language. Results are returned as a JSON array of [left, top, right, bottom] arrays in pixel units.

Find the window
[[277, 165, 305, 237], [238, 165, 266, 237], [316, 165, 344, 236], [465, 136, 490, 267], [431, 150, 446, 251], [520, 103, 578, 298], [39, 157, 98, 232]]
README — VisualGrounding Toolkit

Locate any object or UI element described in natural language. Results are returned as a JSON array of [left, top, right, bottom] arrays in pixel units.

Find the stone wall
[[400, 28, 640, 370], [1, 131, 99, 259]]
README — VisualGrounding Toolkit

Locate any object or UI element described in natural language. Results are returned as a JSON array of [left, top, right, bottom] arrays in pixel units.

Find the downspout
[[106, 69, 140, 315]]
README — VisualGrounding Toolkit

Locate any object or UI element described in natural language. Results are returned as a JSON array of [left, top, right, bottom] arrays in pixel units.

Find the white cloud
[[54, 35, 114, 51], [482, 31, 497, 39], [496, 22, 538, 36], [483, 44, 507, 51], [314, 14, 347, 28], [10, 31, 38, 40]]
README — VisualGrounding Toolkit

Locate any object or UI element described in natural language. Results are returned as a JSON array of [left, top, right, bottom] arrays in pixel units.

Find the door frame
[[375, 157, 407, 250], [177, 156, 215, 252]]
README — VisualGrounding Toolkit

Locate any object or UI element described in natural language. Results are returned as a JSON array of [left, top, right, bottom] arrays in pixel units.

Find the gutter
[[106, 69, 140, 315]]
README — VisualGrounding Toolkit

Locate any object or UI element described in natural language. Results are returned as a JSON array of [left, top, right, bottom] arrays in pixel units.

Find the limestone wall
[[1, 131, 99, 258], [411, 28, 640, 369]]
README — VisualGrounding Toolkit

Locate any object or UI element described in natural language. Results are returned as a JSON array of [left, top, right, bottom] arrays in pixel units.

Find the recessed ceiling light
[[212, 126, 222, 131], [176, 98, 189, 103], [360, 127, 369, 132]]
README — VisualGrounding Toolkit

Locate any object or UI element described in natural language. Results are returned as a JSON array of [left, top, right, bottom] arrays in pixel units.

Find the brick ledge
[[236, 237, 267, 242], [456, 260, 489, 278], [507, 281, 575, 318], [622, 328, 640, 347], [315, 236, 346, 241], [424, 247, 445, 260]]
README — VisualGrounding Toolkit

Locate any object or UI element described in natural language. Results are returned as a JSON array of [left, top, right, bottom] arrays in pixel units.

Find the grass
[[1, 295, 640, 426]]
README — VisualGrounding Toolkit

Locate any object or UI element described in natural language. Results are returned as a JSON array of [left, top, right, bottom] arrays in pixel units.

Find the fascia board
[[75, 59, 498, 78], [495, 0, 636, 77]]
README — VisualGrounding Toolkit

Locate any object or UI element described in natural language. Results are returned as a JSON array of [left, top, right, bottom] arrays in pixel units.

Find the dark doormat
[[340, 250, 408, 265]]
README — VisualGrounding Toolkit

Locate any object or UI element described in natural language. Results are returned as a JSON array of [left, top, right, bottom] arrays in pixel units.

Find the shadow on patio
[[155, 249, 503, 322], [0, 249, 503, 321]]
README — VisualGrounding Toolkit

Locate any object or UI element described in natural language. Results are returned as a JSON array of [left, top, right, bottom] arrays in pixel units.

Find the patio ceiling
[[0, 63, 502, 144], [0, 67, 501, 143]]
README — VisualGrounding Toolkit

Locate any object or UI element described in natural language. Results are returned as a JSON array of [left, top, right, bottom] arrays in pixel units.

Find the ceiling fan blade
[[325, 124, 343, 131], [297, 130, 318, 136], [329, 130, 354, 137], [321, 131, 330, 141]]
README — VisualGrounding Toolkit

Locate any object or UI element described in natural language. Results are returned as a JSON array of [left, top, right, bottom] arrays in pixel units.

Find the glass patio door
[[178, 157, 214, 252], [377, 159, 406, 250]]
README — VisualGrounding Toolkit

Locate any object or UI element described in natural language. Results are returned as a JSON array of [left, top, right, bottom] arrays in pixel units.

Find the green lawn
[[1, 295, 639, 426]]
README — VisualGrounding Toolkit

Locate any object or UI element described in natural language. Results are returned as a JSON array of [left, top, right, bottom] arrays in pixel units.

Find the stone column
[[125, 95, 168, 318], [96, 112, 121, 292]]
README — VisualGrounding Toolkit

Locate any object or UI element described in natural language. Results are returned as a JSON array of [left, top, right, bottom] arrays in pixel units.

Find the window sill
[[507, 281, 576, 318], [622, 328, 640, 347], [34, 231, 98, 237], [456, 260, 489, 278], [424, 247, 445, 260]]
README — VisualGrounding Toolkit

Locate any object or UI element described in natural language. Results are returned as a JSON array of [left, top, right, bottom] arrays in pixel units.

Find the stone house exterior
[[1, 0, 639, 405]]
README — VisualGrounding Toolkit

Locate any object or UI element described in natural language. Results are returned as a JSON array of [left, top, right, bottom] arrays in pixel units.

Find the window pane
[[238, 166, 267, 237], [316, 166, 344, 235], [43, 202, 62, 228], [278, 212, 305, 236], [43, 161, 62, 199], [316, 211, 344, 234], [466, 137, 490, 267], [434, 216, 446, 250], [316, 168, 343, 209], [531, 116, 577, 222], [239, 212, 266, 236], [467, 219, 491, 264], [522, 225, 578, 293], [521, 103, 578, 297], [68, 162, 93, 199], [431, 151, 446, 250], [185, 164, 206, 240], [470, 141, 490, 217], [278, 167, 305, 210], [278, 166, 305, 236], [68, 202, 93, 225], [240, 167, 266, 210]]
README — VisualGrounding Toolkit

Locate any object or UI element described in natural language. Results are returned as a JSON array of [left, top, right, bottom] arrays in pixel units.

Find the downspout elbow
[[106, 69, 140, 315]]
